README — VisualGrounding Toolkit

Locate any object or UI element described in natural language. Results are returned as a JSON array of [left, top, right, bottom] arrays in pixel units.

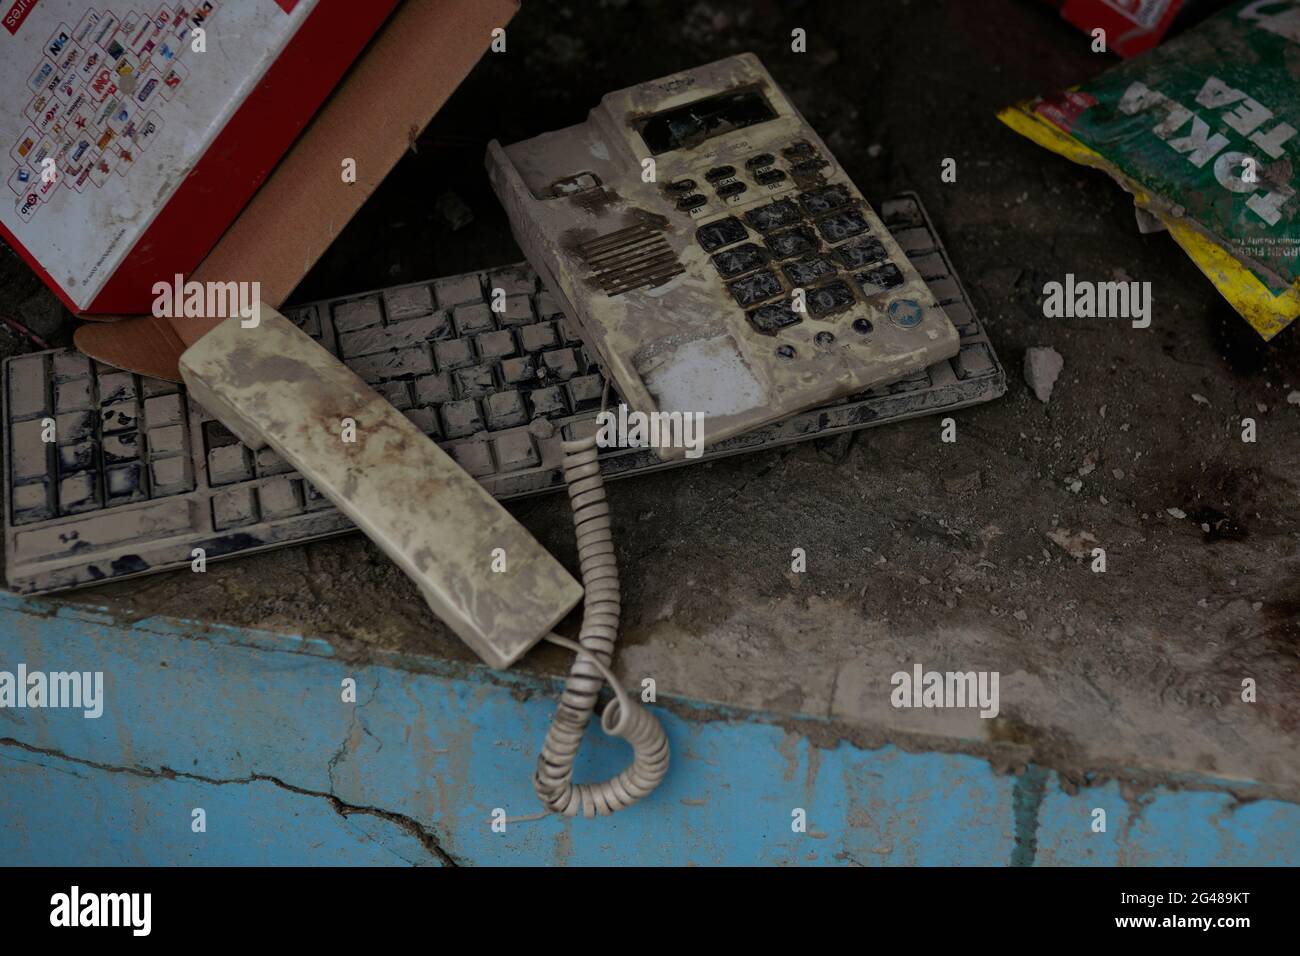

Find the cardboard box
[[1044, 0, 1185, 56], [72, 0, 518, 381], [1, 0, 400, 314]]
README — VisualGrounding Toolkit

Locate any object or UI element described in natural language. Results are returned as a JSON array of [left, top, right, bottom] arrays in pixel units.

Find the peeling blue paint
[[1, 592, 1297, 865]]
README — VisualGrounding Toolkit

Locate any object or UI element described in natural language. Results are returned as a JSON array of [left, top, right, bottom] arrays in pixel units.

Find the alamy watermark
[[151, 274, 261, 327], [1042, 273, 1151, 329], [890, 663, 999, 719], [0, 664, 103, 718], [595, 404, 706, 459]]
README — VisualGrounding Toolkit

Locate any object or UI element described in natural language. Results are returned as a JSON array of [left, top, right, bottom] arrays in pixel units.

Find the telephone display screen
[[637, 89, 778, 155]]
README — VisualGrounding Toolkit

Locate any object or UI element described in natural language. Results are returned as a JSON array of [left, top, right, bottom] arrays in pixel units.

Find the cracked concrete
[[0, 736, 460, 867]]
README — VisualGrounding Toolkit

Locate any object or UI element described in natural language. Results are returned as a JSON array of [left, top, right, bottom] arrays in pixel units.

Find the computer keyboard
[[3, 193, 1005, 595]]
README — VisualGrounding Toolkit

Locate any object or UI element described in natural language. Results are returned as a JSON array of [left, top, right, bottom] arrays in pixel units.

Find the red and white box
[[0, 0, 398, 313]]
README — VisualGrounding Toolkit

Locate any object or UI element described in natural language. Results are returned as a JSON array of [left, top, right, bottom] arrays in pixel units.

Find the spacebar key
[[178, 307, 583, 669]]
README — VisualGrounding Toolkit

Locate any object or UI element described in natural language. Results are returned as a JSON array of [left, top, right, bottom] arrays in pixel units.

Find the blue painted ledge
[[1, 592, 1296, 865]]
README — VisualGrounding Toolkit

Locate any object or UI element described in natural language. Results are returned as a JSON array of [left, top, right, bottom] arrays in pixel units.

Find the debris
[[1288, 391, 1300, 406], [1023, 347, 1064, 403], [1077, 450, 1098, 477], [942, 470, 982, 494], [1046, 527, 1097, 559], [1167, 507, 1186, 519], [434, 191, 474, 231], [1191, 394, 1209, 406]]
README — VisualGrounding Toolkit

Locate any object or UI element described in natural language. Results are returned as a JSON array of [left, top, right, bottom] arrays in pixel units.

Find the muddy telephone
[[487, 53, 961, 451]]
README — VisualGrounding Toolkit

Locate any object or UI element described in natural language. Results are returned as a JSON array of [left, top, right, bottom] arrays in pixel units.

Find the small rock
[[1023, 347, 1064, 403], [1112, 468, 1124, 479], [1192, 393, 1210, 405], [1167, 507, 1186, 519], [1013, 610, 1028, 621], [1065, 478, 1082, 494], [867, 143, 883, 158], [1288, 391, 1300, 406]]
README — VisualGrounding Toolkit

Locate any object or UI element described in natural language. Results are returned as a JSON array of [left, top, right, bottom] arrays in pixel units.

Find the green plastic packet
[[999, 0, 1300, 339]]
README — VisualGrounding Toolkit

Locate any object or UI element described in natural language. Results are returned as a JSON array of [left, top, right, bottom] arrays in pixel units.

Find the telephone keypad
[[784, 256, 837, 286], [745, 199, 802, 233], [806, 280, 856, 317], [712, 243, 768, 278], [729, 270, 783, 307], [816, 209, 870, 243], [696, 216, 748, 252], [765, 226, 818, 260], [748, 302, 802, 336]]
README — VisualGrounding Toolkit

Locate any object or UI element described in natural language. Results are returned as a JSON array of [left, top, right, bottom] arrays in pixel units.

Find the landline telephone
[[179, 55, 959, 819], [487, 53, 960, 450]]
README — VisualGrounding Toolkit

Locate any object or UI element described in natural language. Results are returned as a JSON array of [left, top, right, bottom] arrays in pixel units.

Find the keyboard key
[[403, 406, 441, 438], [97, 371, 135, 405], [58, 441, 96, 473], [494, 431, 540, 472], [799, 184, 851, 215], [518, 321, 559, 354], [414, 372, 454, 405], [147, 423, 187, 459], [783, 256, 837, 287], [350, 347, 434, 382], [11, 419, 52, 481], [55, 378, 92, 412], [765, 226, 818, 260], [747, 302, 802, 336], [258, 476, 304, 519], [434, 273, 484, 307], [434, 338, 475, 371], [52, 352, 91, 382], [144, 393, 184, 427], [212, 487, 259, 530], [150, 456, 194, 497], [745, 153, 775, 169], [106, 462, 147, 504], [339, 311, 451, 358], [255, 446, 292, 477], [835, 235, 888, 269], [100, 401, 138, 434], [486, 266, 536, 297], [476, 329, 517, 362], [816, 209, 870, 242], [783, 140, 815, 159], [499, 294, 536, 327], [711, 242, 768, 279], [56, 410, 96, 445], [745, 199, 802, 233], [383, 284, 435, 320], [542, 349, 580, 381], [59, 471, 101, 516], [696, 216, 748, 252], [528, 385, 568, 418], [729, 270, 783, 307], [102, 432, 140, 464], [451, 441, 495, 477], [7, 356, 48, 420], [12, 480, 53, 525], [208, 444, 253, 485], [333, 298, 383, 332], [440, 399, 484, 439], [705, 165, 735, 182], [566, 374, 604, 412], [377, 380, 413, 410], [806, 280, 856, 317], [485, 390, 529, 430], [676, 193, 707, 211], [500, 356, 537, 385], [452, 302, 496, 336], [754, 168, 787, 187], [856, 263, 905, 296], [792, 157, 830, 175], [667, 178, 697, 193], [454, 366, 496, 399], [955, 343, 996, 380], [536, 291, 564, 320], [717, 181, 747, 199]]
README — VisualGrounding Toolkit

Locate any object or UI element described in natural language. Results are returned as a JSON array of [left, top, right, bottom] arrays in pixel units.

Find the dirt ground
[[3, 1, 1297, 796]]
